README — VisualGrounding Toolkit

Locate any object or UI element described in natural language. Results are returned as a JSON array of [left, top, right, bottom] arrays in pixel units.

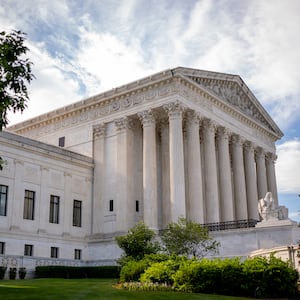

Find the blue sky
[[1, 0, 300, 220]]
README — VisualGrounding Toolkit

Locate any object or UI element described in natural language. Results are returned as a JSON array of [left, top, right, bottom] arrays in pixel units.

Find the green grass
[[0, 279, 254, 300]]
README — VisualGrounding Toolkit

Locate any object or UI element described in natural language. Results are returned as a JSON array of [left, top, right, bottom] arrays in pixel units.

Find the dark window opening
[[0, 185, 8, 216], [58, 136, 65, 147], [135, 200, 139, 212], [109, 199, 114, 212]]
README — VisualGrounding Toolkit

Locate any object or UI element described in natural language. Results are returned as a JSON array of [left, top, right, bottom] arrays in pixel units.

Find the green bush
[[141, 256, 187, 285], [119, 259, 148, 282], [35, 266, 120, 279]]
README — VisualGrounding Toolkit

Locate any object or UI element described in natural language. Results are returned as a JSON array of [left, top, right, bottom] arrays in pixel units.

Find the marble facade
[[1, 67, 297, 276]]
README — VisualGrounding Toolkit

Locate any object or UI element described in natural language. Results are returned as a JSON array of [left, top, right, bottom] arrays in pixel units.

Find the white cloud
[[276, 140, 300, 194]]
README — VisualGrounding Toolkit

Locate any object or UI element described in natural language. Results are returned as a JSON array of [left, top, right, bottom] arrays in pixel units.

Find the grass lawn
[[0, 278, 254, 300]]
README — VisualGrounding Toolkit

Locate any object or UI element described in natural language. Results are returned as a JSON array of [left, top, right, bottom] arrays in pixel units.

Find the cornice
[[8, 67, 282, 143]]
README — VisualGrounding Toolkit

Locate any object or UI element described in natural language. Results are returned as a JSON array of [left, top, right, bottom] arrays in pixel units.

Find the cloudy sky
[[1, 0, 300, 220]]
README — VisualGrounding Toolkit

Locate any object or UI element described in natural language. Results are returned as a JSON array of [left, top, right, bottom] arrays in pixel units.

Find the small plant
[[9, 267, 17, 280], [18, 267, 27, 279], [0, 266, 7, 280]]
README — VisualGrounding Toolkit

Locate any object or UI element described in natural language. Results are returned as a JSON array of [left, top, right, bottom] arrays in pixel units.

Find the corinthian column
[[244, 141, 259, 220], [231, 134, 248, 220], [163, 101, 186, 222], [185, 111, 204, 223], [92, 123, 106, 234], [160, 118, 170, 228], [255, 147, 268, 199], [216, 127, 234, 222], [138, 110, 158, 230], [202, 119, 219, 223], [266, 152, 279, 207]]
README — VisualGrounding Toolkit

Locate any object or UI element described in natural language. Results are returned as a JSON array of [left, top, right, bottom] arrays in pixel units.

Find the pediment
[[180, 70, 283, 138]]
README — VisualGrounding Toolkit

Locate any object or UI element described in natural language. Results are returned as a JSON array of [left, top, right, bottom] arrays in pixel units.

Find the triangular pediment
[[173, 67, 282, 138]]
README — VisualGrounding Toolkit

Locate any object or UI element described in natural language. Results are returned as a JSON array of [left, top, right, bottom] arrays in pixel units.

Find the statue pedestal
[[256, 218, 297, 228]]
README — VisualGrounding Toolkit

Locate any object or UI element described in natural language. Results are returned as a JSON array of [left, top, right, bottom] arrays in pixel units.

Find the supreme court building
[[0, 67, 298, 274]]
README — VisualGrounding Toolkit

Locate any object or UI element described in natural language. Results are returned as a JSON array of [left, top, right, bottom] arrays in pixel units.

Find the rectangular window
[[58, 136, 65, 147], [109, 199, 114, 212], [0, 242, 5, 255], [23, 190, 35, 220], [50, 247, 59, 258], [0, 185, 8, 216], [73, 200, 82, 227], [49, 195, 60, 224], [24, 244, 33, 256], [74, 249, 81, 260], [135, 200, 139, 212]]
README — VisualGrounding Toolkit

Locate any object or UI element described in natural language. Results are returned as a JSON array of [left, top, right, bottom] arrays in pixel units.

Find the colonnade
[[93, 101, 278, 232]]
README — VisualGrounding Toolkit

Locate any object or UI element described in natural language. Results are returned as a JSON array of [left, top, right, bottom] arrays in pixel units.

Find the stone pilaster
[[231, 134, 248, 220], [138, 110, 158, 230], [244, 141, 259, 220], [255, 147, 268, 199], [266, 152, 279, 207], [216, 127, 234, 222], [115, 117, 135, 231], [185, 111, 204, 223], [92, 123, 106, 234], [202, 119, 220, 223], [163, 101, 186, 222]]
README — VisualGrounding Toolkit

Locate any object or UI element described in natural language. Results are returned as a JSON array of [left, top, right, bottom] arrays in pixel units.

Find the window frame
[[74, 249, 81, 260], [24, 244, 33, 256], [58, 136, 65, 147], [23, 190, 35, 220], [0, 241, 5, 255], [50, 246, 59, 258], [49, 195, 60, 224], [73, 200, 82, 227], [0, 184, 8, 216]]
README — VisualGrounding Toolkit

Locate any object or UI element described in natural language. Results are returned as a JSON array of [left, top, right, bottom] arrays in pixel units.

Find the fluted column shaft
[[216, 127, 234, 222], [231, 134, 248, 220], [186, 111, 204, 223], [244, 141, 259, 220], [138, 110, 158, 230], [92, 123, 106, 234], [202, 119, 219, 223], [266, 152, 279, 207], [256, 147, 268, 199], [164, 102, 186, 222], [160, 119, 170, 228]]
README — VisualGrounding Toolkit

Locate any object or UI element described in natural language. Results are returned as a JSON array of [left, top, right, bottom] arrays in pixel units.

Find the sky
[[1, 0, 300, 221]]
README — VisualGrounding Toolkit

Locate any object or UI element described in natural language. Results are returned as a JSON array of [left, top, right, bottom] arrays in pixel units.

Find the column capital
[[243, 141, 256, 154], [255, 146, 265, 159], [216, 126, 231, 141], [163, 101, 185, 119], [138, 109, 156, 127], [115, 117, 135, 132], [266, 152, 277, 163], [93, 123, 106, 139], [185, 110, 201, 127], [231, 134, 244, 147], [202, 118, 217, 134]]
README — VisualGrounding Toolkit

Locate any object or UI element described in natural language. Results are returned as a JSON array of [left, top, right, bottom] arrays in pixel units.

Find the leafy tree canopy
[[0, 30, 34, 130], [161, 217, 219, 258], [116, 221, 160, 261]]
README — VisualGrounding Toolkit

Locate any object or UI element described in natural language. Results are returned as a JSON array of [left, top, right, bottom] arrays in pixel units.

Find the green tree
[[161, 217, 219, 258], [116, 221, 160, 261], [0, 30, 34, 168]]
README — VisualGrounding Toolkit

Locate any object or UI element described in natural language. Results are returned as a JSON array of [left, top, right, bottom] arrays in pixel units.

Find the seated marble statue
[[258, 192, 288, 221]]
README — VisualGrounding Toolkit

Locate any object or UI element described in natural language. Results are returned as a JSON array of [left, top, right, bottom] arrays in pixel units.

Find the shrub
[[119, 259, 148, 282], [18, 267, 27, 279], [9, 267, 17, 280], [141, 256, 187, 285]]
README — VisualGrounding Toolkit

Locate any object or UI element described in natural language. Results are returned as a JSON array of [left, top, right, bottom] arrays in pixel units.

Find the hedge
[[35, 266, 120, 279]]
